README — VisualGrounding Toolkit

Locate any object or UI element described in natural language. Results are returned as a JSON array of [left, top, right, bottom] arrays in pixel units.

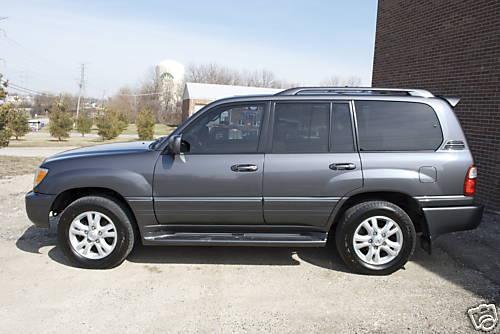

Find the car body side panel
[[359, 151, 473, 196], [37, 150, 160, 230], [263, 153, 362, 227], [153, 153, 265, 224]]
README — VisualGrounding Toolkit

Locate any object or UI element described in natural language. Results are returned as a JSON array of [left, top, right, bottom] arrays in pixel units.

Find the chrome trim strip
[[264, 197, 341, 202], [414, 195, 469, 202], [126, 197, 153, 202], [154, 197, 261, 202]]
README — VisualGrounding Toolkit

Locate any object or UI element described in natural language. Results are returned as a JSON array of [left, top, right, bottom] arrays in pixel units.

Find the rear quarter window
[[355, 101, 443, 151]]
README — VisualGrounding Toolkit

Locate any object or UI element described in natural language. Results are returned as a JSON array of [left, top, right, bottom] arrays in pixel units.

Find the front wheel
[[335, 201, 416, 275], [57, 196, 136, 269]]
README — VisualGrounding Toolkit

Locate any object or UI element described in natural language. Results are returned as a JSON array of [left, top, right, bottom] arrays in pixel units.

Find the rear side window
[[355, 101, 443, 151], [272, 103, 330, 153]]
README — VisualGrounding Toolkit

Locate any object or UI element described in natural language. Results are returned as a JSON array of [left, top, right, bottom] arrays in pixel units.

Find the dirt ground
[[0, 172, 499, 333]]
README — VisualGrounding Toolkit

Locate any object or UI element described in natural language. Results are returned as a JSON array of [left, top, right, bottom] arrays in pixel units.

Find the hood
[[44, 141, 154, 162]]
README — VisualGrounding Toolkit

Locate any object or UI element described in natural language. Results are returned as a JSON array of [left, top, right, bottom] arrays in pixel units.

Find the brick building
[[372, 0, 500, 212]]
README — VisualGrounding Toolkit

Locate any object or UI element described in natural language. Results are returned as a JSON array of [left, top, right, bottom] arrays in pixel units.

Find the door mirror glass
[[167, 135, 182, 155]]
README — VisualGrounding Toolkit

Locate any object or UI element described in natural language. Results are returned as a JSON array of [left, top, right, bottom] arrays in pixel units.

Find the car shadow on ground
[[15, 215, 500, 304], [15, 226, 351, 272]]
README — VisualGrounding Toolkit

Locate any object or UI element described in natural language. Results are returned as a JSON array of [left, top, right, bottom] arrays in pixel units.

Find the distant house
[[28, 118, 49, 131], [181, 82, 282, 121]]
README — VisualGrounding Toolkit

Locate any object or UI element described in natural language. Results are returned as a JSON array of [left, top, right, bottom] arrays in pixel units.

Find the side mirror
[[167, 135, 182, 155]]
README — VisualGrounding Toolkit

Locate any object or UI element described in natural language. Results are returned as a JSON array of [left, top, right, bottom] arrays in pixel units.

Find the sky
[[0, 0, 378, 98]]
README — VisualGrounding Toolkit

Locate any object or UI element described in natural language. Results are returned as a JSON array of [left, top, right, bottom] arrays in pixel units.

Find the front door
[[263, 102, 362, 228], [153, 102, 267, 224]]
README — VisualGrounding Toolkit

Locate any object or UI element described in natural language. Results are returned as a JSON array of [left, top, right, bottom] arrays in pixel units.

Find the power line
[[1, 79, 44, 95]]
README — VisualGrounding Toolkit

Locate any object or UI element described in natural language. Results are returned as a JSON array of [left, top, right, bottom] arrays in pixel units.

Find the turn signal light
[[464, 166, 477, 197], [34, 167, 49, 189]]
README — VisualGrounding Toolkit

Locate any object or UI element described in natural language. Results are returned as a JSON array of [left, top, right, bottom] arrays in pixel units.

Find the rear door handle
[[329, 163, 356, 171], [231, 164, 258, 172]]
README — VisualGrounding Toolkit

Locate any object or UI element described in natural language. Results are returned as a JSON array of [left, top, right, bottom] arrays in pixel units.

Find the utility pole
[[75, 63, 86, 118]]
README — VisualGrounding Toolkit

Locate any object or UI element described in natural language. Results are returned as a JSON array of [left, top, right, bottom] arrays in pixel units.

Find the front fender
[[36, 167, 153, 196]]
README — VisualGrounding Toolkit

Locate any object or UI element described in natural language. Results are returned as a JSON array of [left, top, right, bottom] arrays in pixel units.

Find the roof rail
[[275, 87, 435, 98]]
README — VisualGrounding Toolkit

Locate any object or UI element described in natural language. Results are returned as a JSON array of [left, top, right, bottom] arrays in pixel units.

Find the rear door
[[263, 101, 362, 228]]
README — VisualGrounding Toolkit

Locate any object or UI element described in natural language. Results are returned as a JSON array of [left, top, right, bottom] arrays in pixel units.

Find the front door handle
[[329, 163, 356, 170], [231, 164, 258, 172]]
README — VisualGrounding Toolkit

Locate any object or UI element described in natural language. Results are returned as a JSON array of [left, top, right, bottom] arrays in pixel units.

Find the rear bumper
[[422, 205, 484, 240], [25, 191, 55, 228]]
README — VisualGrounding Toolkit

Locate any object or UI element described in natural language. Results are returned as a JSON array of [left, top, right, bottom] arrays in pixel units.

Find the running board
[[142, 231, 327, 247]]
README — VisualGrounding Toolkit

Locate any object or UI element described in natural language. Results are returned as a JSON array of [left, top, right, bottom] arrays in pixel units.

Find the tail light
[[464, 166, 477, 196]]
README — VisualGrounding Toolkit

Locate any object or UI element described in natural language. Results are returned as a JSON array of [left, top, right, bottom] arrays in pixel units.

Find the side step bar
[[143, 231, 327, 247]]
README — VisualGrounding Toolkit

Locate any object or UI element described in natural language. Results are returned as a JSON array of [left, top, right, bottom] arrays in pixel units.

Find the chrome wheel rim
[[69, 211, 117, 260], [352, 216, 403, 266]]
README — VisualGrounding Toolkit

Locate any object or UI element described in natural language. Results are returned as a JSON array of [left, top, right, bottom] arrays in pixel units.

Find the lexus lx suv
[[25, 87, 483, 275]]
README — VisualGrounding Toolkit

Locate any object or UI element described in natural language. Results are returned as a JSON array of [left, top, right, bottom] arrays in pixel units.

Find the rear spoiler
[[439, 96, 460, 108]]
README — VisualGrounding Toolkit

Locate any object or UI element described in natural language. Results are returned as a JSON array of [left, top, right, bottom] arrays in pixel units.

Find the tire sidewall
[[57, 197, 133, 269], [338, 202, 416, 275]]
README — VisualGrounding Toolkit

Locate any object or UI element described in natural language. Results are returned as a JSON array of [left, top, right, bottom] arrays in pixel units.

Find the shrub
[[49, 102, 73, 141], [96, 109, 128, 140], [75, 113, 93, 136], [0, 103, 12, 147], [9, 109, 30, 140], [136, 108, 155, 140]]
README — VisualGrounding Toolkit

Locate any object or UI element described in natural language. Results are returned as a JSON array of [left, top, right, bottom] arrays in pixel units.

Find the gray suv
[[25, 87, 483, 275]]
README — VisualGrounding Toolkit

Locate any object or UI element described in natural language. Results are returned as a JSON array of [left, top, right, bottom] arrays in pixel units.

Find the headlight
[[33, 167, 49, 189]]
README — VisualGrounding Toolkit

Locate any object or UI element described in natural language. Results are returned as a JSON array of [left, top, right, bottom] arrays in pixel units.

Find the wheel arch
[[329, 191, 427, 235], [51, 187, 138, 228]]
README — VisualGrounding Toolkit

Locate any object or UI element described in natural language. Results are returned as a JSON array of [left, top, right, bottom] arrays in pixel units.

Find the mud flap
[[420, 234, 432, 255]]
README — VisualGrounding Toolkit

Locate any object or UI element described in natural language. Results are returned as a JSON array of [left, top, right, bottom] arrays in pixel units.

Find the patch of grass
[[8, 134, 137, 147], [9, 123, 176, 148], [121, 123, 175, 136], [0, 156, 44, 178]]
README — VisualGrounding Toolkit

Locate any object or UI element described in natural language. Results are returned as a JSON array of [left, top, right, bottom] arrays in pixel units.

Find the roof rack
[[275, 87, 435, 98]]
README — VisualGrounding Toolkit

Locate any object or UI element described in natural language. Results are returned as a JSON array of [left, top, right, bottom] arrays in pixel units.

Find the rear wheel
[[57, 196, 135, 269], [335, 201, 416, 275]]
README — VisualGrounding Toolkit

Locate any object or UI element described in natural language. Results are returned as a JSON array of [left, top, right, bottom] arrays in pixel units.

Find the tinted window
[[355, 101, 443, 151], [331, 103, 355, 153], [272, 103, 330, 153], [182, 104, 264, 154]]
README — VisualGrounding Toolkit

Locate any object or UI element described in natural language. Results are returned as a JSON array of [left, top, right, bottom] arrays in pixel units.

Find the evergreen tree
[[9, 109, 30, 140], [136, 107, 155, 140], [48, 101, 73, 141], [75, 112, 93, 136], [0, 74, 12, 147]]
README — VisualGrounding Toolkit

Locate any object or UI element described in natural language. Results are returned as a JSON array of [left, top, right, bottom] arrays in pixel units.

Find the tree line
[[0, 74, 157, 147], [1, 64, 362, 147]]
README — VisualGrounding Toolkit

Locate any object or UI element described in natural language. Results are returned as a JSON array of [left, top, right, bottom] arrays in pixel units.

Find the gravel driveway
[[1, 174, 499, 333]]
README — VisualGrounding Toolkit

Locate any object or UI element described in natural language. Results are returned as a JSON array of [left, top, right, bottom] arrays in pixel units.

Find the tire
[[334, 200, 416, 275], [57, 196, 136, 269]]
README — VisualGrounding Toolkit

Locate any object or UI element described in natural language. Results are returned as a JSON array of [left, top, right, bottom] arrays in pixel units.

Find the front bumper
[[25, 191, 55, 228], [422, 205, 484, 240]]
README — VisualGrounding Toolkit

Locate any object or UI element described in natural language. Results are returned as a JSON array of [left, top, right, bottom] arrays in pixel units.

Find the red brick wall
[[372, 0, 500, 212]]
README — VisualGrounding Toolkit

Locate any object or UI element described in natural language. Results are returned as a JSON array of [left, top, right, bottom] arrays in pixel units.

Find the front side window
[[272, 102, 330, 153], [181, 104, 264, 154], [355, 101, 443, 151]]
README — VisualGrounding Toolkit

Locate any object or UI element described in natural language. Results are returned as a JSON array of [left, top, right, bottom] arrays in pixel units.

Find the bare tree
[[107, 87, 135, 120], [186, 63, 241, 85], [343, 76, 362, 87], [320, 75, 362, 87], [186, 63, 291, 88]]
